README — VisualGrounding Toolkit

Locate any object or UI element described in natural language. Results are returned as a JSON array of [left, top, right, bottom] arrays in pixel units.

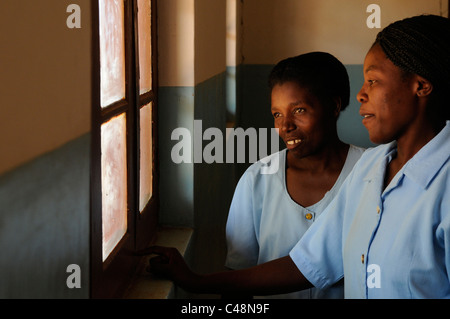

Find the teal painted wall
[[0, 134, 90, 298], [158, 86, 195, 227], [339, 65, 377, 149], [158, 72, 234, 298], [158, 74, 233, 291], [193, 72, 235, 275]]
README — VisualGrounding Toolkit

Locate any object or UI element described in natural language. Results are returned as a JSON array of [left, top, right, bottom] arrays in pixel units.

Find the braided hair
[[374, 14, 450, 120], [268, 52, 350, 113]]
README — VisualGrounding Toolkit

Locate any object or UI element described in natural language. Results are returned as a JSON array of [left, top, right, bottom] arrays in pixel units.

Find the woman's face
[[357, 44, 420, 144], [271, 81, 337, 159]]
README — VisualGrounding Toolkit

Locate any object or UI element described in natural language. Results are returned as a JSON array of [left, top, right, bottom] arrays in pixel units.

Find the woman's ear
[[416, 76, 433, 97]]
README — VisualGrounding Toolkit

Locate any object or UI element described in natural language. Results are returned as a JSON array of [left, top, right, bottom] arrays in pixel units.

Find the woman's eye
[[294, 108, 305, 114], [273, 112, 281, 119], [368, 79, 377, 86]]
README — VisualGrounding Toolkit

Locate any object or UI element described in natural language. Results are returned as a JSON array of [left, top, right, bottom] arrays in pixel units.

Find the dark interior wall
[[192, 72, 235, 275]]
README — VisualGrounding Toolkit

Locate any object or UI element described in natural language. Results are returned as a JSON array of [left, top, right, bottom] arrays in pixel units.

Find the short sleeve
[[289, 175, 350, 290], [225, 172, 260, 269]]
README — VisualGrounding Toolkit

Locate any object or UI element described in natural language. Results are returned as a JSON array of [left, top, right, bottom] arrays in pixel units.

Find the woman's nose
[[281, 116, 296, 133], [356, 86, 368, 103]]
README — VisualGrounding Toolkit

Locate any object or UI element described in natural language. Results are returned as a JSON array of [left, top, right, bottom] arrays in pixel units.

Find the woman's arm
[[139, 246, 313, 296]]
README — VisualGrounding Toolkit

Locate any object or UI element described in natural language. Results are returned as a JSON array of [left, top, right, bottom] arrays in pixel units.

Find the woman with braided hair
[[140, 15, 450, 299]]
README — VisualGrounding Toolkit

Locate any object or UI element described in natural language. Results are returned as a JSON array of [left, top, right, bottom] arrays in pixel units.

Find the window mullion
[[125, 0, 139, 248]]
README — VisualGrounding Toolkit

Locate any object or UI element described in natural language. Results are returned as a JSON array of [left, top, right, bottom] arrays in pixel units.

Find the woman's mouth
[[360, 108, 375, 120], [286, 139, 302, 148], [361, 113, 375, 124]]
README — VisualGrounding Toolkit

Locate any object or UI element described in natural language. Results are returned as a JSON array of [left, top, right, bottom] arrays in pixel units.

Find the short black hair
[[268, 52, 350, 112]]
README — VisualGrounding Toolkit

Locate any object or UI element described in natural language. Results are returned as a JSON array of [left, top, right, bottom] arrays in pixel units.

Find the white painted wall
[[0, 0, 91, 175], [158, 0, 227, 87], [195, 0, 227, 84], [157, 0, 195, 87]]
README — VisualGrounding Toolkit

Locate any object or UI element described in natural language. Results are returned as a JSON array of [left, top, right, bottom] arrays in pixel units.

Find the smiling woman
[[267, 53, 361, 208], [139, 52, 366, 299], [218, 52, 366, 299]]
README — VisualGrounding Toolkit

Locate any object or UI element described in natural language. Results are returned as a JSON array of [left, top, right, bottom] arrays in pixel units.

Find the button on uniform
[[377, 206, 381, 214], [305, 213, 313, 220]]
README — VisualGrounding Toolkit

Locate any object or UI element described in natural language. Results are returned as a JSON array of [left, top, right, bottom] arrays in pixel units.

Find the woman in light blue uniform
[[141, 14, 450, 299], [288, 14, 450, 299], [225, 52, 364, 299]]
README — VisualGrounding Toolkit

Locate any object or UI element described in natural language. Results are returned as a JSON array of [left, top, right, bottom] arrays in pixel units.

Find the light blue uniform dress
[[290, 121, 450, 299], [225, 144, 365, 299]]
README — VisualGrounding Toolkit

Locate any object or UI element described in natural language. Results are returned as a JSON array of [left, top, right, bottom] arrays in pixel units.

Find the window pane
[[99, 0, 126, 107], [101, 113, 128, 261], [139, 103, 153, 212], [138, 0, 152, 94]]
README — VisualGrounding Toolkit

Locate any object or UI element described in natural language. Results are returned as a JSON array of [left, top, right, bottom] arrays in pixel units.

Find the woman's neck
[[384, 119, 444, 188], [287, 137, 348, 173]]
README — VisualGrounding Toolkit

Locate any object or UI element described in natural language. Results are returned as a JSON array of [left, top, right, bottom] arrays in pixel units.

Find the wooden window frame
[[90, 0, 159, 299]]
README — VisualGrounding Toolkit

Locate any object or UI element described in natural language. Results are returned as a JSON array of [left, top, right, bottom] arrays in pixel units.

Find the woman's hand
[[136, 246, 198, 290], [137, 247, 310, 296]]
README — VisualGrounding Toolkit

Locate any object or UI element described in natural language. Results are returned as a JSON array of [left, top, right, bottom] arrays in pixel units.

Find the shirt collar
[[404, 121, 450, 189], [363, 121, 450, 189]]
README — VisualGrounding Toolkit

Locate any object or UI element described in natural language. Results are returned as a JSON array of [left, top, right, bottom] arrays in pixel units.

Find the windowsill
[[123, 226, 193, 299]]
